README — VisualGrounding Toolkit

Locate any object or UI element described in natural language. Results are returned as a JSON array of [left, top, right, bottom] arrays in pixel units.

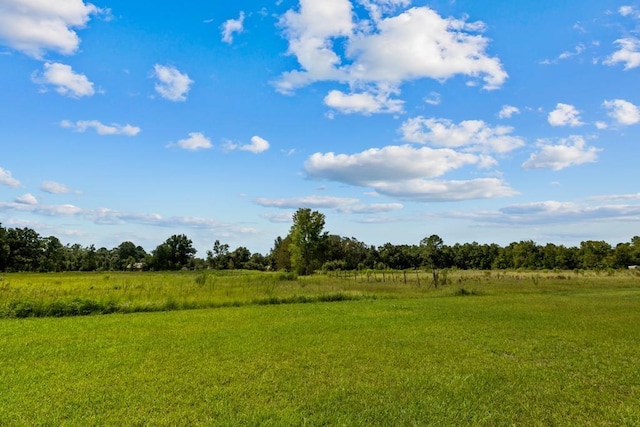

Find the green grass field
[[1, 270, 639, 425]]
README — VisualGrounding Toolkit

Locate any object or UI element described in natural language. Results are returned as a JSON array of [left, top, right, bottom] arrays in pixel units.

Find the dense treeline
[[2, 217, 640, 273]]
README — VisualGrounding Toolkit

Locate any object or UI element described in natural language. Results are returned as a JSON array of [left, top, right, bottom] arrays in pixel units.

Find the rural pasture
[[1, 270, 639, 425]]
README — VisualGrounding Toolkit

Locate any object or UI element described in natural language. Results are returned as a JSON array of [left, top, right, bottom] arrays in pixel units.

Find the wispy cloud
[[61, 120, 141, 136], [221, 12, 245, 44]]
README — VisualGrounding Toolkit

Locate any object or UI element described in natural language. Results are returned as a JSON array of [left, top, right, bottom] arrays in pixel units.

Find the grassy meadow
[[1, 269, 639, 425]]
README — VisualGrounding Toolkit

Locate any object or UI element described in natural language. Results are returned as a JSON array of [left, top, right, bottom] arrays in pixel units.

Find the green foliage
[[288, 208, 328, 275]]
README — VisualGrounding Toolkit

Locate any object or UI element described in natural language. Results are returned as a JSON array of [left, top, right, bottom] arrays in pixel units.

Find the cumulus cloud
[[522, 136, 600, 171], [602, 99, 640, 125], [152, 64, 193, 102], [41, 181, 75, 194], [604, 38, 640, 70], [0, 167, 21, 188], [548, 103, 584, 127], [221, 12, 245, 44], [61, 120, 141, 136], [15, 193, 38, 205], [399, 117, 525, 154], [275, 2, 507, 106], [0, 0, 103, 58], [303, 144, 516, 202], [306, 145, 481, 184], [32, 62, 95, 98], [324, 89, 404, 114], [225, 136, 271, 154], [170, 132, 212, 151], [498, 105, 520, 119]]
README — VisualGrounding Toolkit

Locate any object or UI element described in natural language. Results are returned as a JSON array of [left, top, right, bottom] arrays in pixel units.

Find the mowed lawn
[[1, 283, 640, 425]]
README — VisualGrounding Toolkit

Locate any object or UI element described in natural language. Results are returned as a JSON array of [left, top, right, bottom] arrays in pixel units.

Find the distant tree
[[152, 234, 196, 270], [229, 246, 251, 269], [207, 240, 230, 269], [420, 234, 445, 287], [289, 208, 328, 275], [270, 236, 292, 271]]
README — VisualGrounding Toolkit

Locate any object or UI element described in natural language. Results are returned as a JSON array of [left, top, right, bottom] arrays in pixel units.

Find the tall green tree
[[420, 234, 445, 287], [288, 208, 328, 275], [152, 234, 196, 270]]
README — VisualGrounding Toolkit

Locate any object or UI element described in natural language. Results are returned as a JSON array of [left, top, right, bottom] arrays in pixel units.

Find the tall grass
[[1, 269, 638, 318]]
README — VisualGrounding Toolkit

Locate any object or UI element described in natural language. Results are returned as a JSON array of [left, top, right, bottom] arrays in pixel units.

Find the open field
[[1, 271, 640, 425]]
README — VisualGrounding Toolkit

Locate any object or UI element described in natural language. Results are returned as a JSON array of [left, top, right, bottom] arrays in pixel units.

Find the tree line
[[1, 209, 639, 273]]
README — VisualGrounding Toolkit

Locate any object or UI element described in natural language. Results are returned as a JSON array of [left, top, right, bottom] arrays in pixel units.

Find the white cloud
[[595, 121, 609, 130], [255, 195, 404, 214], [275, 3, 507, 100], [0, 0, 102, 58], [399, 117, 525, 154], [424, 91, 441, 106], [61, 120, 141, 136], [602, 99, 640, 125], [256, 195, 359, 209], [33, 62, 95, 98], [152, 64, 193, 102], [225, 136, 271, 154], [324, 89, 403, 114], [522, 136, 600, 171], [371, 178, 517, 202], [15, 193, 38, 205], [171, 132, 213, 151], [241, 136, 270, 154], [619, 5, 640, 18], [477, 200, 640, 226], [604, 38, 640, 70], [548, 103, 584, 127], [306, 145, 481, 184], [498, 105, 520, 119], [303, 144, 516, 202], [221, 12, 245, 44], [41, 181, 74, 194], [0, 167, 21, 188]]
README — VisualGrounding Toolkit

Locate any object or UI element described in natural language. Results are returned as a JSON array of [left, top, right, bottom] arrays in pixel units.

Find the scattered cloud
[[32, 62, 95, 98], [221, 12, 245, 44], [275, 3, 507, 104], [424, 92, 441, 106], [602, 99, 640, 125], [15, 193, 38, 205], [261, 212, 294, 223], [304, 144, 517, 202], [369, 178, 518, 202], [0, 201, 257, 235], [399, 117, 525, 154], [61, 120, 141, 136], [324, 89, 404, 114], [169, 132, 212, 151], [0, 0, 103, 58], [604, 38, 640, 70], [41, 181, 76, 194], [522, 136, 600, 171], [225, 136, 270, 154], [548, 103, 584, 127], [498, 105, 520, 119], [152, 64, 193, 102], [0, 167, 21, 188], [255, 195, 404, 214], [466, 199, 640, 226], [619, 5, 640, 18], [255, 195, 359, 209]]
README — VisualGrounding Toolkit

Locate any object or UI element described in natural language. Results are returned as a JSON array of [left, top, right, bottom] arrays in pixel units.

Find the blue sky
[[1, 0, 640, 255]]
